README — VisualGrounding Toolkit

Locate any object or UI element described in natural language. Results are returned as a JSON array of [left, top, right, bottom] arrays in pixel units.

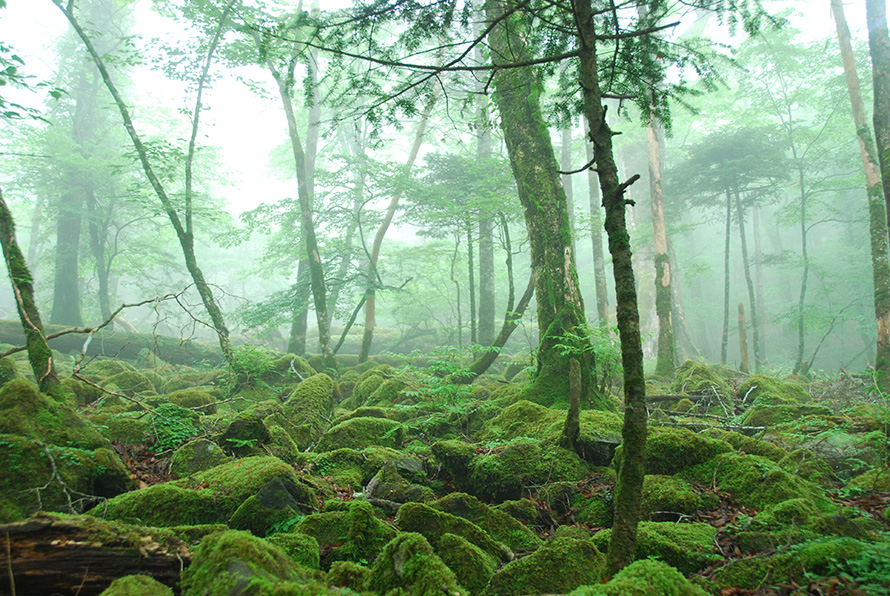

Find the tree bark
[[487, 0, 602, 409], [737, 301, 750, 373], [0, 188, 60, 394], [572, 0, 647, 575], [85, 188, 112, 324], [51, 188, 84, 326], [721, 189, 732, 365], [647, 116, 674, 377], [467, 223, 477, 344], [287, 259, 310, 355], [585, 117, 610, 323], [734, 191, 762, 371], [863, 0, 890, 380]]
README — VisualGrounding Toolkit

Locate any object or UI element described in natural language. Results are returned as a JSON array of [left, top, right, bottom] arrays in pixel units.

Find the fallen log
[[0, 514, 190, 596]]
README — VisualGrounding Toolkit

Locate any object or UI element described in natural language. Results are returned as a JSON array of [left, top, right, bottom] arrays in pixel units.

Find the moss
[[430, 492, 542, 552], [569, 559, 706, 596], [105, 370, 157, 396], [314, 416, 404, 452], [0, 497, 24, 523], [330, 406, 389, 427], [437, 532, 497, 595], [294, 500, 397, 568], [169, 439, 229, 477], [741, 403, 833, 427], [593, 522, 720, 574], [60, 376, 103, 407], [615, 426, 732, 476], [266, 532, 321, 569], [97, 482, 224, 526], [778, 449, 837, 486], [0, 435, 132, 514], [848, 468, 890, 492], [167, 523, 229, 544], [98, 575, 173, 596], [283, 373, 336, 447], [684, 452, 832, 510], [368, 461, 435, 503], [494, 499, 539, 527], [483, 537, 604, 596], [264, 422, 301, 463], [180, 529, 317, 596], [304, 447, 414, 490], [0, 378, 108, 449], [702, 429, 787, 461], [99, 414, 151, 444], [370, 532, 466, 596], [189, 456, 300, 505], [219, 411, 271, 456], [671, 360, 733, 401], [640, 475, 718, 519], [367, 377, 408, 406], [737, 374, 810, 405], [480, 399, 622, 445], [167, 388, 216, 412], [752, 497, 822, 530], [397, 502, 512, 563], [327, 561, 372, 591], [84, 359, 137, 381], [351, 374, 385, 407]]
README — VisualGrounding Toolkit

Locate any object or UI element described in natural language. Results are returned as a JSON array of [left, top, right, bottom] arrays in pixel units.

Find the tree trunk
[[467, 223, 477, 344], [358, 82, 439, 362], [585, 117, 610, 323], [85, 188, 112, 324], [863, 0, 890, 380], [647, 116, 674, 377], [561, 124, 576, 233], [478, 216, 496, 345], [52, 1, 235, 366], [737, 301, 750, 373], [734, 191, 762, 371], [287, 260, 310, 355], [721, 189, 732, 365], [0, 188, 60, 394], [51, 188, 84, 326], [572, 0, 647, 575]]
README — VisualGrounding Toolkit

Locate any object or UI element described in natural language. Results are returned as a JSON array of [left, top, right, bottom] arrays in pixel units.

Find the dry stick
[[5, 531, 14, 596]]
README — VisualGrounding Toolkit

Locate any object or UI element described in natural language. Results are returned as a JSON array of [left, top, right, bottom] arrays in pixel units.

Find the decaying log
[[0, 514, 190, 596]]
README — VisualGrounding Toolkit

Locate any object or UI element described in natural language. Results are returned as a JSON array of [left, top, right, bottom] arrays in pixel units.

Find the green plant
[[150, 403, 199, 453], [267, 514, 305, 536], [554, 323, 623, 395]]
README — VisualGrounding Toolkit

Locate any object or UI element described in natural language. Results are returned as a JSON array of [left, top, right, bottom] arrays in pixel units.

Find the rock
[[169, 439, 229, 477], [370, 532, 466, 596], [483, 537, 604, 596], [570, 559, 706, 596], [315, 416, 405, 452], [99, 575, 173, 596], [396, 502, 512, 563]]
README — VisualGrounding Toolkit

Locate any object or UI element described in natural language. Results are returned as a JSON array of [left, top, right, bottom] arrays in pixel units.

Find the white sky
[[0, 0, 872, 218]]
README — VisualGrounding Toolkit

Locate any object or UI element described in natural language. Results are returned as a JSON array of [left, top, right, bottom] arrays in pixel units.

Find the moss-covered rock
[[702, 428, 787, 461], [97, 482, 224, 526], [105, 370, 157, 396], [283, 373, 336, 447], [169, 439, 229, 477], [592, 522, 720, 574], [61, 376, 103, 407], [483, 537, 604, 596], [367, 461, 434, 503], [167, 388, 216, 413], [327, 561, 372, 591], [99, 575, 173, 596], [671, 360, 733, 401], [741, 403, 833, 428], [397, 502, 512, 563], [0, 435, 131, 514], [615, 426, 732, 476], [314, 416, 404, 452], [218, 411, 271, 456], [737, 374, 810, 405], [98, 414, 151, 444], [640, 475, 718, 520], [367, 377, 408, 406], [437, 532, 497, 595], [303, 446, 418, 490], [848, 468, 890, 492], [0, 378, 108, 449], [493, 498, 541, 528], [751, 497, 823, 531], [570, 559, 706, 596], [180, 529, 321, 596], [429, 492, 542, 552], [266, 532, 321, 569], [350, 373, 385, 407], [370, 532, 466, 596], [684, 452, 832, 510], [294, 500, 397, 568], [229, 476, 318, 536], [84, 359, 137, 381]]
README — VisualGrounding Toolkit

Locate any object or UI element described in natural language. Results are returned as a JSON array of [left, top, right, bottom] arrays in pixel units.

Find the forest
[[1, 0, 890, 594]]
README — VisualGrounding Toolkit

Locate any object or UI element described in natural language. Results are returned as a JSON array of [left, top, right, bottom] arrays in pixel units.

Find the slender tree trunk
[[721, 190, 732, 365], [585, 117, 610, 323], [572, 0, 646, 574], [0, 188, 60, 394], [467, 224, 477, 344], [53, 0, 235, 365], [793, 164, 809, 375], [487, 0, 602, 410], [752, 205, 765, 330], [737, 301, 750, 373], [475, 24, 496, 347], [450, 234, 463, 348], [734, 191, 762, 371], [287, 260, 310, 355], [51, 188, 84, 326], [561, 124, 576, 233], [27, 195, 44, 268], [647, 116, 674, 377], [85, 189, 112, 323], [358, 78, 441, 362], [864, 0, 890, 379]]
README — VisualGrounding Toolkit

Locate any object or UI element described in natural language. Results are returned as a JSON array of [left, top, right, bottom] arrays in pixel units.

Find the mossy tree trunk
[[486, 0, 599, 408], [865, 0, 890, 380], [53, 0, 236, 367], [585, 117, 610, 324], [835, 0, 890, 379], [572, 0, 647, 575], [0, 189, 60, 394]]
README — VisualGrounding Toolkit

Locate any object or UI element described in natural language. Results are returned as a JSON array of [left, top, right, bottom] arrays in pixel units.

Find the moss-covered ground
[[2, 352, 890, 596]]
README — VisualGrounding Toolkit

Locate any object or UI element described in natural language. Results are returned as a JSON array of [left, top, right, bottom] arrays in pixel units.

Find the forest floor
[[0, 339, 889, 596]]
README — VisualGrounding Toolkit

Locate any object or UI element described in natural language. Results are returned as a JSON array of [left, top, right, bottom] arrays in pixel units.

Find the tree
[[838, 0, 890, 381]]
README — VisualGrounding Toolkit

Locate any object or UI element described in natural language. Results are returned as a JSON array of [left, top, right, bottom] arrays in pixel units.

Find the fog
[[0, 0, 882, 376]]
